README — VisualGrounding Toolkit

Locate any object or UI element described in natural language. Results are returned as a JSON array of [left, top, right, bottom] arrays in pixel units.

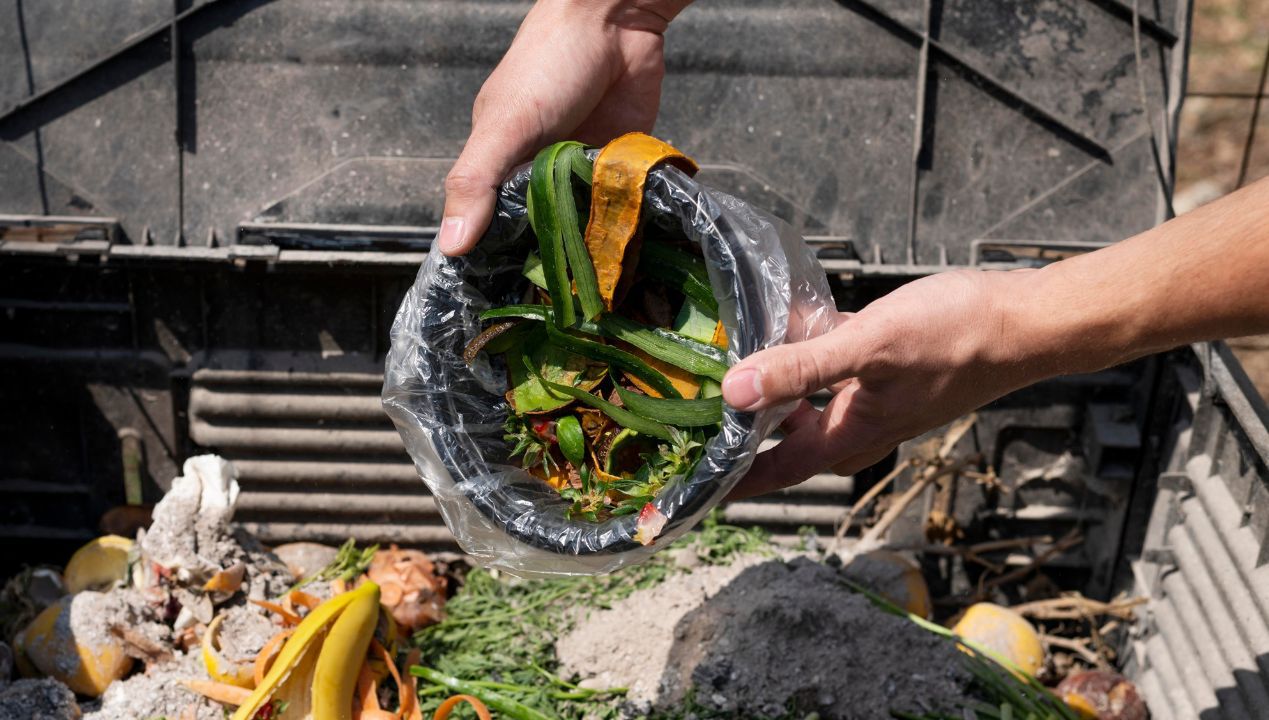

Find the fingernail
[[723, 367, 763, 410], [437, 217, 466, 255]]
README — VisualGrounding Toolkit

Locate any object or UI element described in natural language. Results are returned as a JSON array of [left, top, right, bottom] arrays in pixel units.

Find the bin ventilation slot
[[187, 369, 858, 549]]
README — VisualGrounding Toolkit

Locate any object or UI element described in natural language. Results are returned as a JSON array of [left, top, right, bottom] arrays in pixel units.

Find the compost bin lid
[[0, 0, 1183, 267]]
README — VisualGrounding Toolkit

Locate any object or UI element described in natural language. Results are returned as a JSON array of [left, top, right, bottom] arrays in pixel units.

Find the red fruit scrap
[[530, 418, 558, 442], [633, 503, 668, 546]]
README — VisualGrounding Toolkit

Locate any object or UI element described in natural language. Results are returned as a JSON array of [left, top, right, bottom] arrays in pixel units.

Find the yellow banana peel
[[202, 613, 256, 688], [229, 581, 381, 720], [313, 580, 379, 720]]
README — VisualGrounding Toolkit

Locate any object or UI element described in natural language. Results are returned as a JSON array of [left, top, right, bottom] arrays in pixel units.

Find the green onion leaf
[[597, 314, 729, 382], [528, 143, 575, 327], [480, 304, 550, 323], [544, 321, 681, 399], [555, 143, 604, 321], [615, 387, 723, 427]]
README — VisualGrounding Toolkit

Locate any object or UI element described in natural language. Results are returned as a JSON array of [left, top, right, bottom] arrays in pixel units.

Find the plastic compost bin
[[2, 0, 1267, 716]]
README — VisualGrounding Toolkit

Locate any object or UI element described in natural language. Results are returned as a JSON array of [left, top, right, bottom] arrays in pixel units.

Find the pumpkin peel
[[584, 132, 698, 311]]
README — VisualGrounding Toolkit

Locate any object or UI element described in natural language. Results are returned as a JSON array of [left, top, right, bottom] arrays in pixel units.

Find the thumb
[[722, 325, 869, 411], [438, 116, 540, 257]]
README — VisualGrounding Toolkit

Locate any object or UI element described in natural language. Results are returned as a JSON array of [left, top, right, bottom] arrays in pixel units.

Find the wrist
[[995, 260, 1142, 383]]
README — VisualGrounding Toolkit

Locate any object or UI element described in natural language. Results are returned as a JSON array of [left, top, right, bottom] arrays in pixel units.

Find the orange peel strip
[[357, 660, 381, 717], [369, 639, 410, 720], [250, 599, 302, 626], [182, 678, 252, 706], [252, 629, 293, 688], [288, 589, 322, 610], [401, 649, 423, 720], [584, 132, 697, 311], [432, 695, 492, 720], [622, 346, 701, 399], [710, 320, 728, 349]]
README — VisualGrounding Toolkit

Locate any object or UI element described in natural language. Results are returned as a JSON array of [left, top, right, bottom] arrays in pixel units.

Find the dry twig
[[1011, 594, 1146, 622], [830, 414, 979, 554], [1039, 633, 1103, 667], [860, 454, 981, 547], [976, 531, 1084, 595]]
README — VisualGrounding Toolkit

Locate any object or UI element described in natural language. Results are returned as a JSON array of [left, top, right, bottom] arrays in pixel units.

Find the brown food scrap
[[364, 546, 448, 633], [584, 132, 698, 311], [463, 319, 522, 365], [1056, 670, 1147, 720]]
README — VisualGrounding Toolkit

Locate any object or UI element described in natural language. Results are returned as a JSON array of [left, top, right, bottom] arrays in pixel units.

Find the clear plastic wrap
[[383, 160, 837, 576]]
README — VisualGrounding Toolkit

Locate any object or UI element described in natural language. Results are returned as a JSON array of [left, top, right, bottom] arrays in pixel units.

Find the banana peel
[[222, 581, 380, 720], [202, 613, 256, 688]]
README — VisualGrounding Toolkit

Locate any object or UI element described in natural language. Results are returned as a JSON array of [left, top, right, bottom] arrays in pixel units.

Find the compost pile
[[0, 455, 449, 720]]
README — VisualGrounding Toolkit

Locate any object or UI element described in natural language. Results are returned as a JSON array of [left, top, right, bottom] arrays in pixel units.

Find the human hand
[[437, 0, 689, 256], [721, 270, 1047, 500]]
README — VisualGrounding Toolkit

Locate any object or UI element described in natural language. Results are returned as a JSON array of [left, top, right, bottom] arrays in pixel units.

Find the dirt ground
[[557, 556, 973, 719], [1174, 0, 1268, 201]]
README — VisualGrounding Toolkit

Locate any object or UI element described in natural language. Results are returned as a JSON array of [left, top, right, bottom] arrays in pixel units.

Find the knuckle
[[443, 168, 488, 198]]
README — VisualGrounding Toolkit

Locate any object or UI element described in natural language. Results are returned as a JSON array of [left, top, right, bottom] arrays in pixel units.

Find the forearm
[[1007, 176, 1269, 379], [558, 0, 692, 29]]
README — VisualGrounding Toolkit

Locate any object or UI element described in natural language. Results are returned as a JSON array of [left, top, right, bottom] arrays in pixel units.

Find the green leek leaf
[[615, 387, 723, 427]]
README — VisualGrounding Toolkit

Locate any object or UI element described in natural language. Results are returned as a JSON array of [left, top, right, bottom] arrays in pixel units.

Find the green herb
[[504, 414, 558, 476], [409, 512, 769, 719], [294, 539, 376, 591], [526, 357, 674, 441]]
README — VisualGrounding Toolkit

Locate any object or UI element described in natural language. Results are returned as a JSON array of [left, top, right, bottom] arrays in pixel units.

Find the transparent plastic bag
[[383, 160, 837, 576]]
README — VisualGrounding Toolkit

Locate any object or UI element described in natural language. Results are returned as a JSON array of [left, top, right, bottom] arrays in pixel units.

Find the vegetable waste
[[465, 133, 729, 533]]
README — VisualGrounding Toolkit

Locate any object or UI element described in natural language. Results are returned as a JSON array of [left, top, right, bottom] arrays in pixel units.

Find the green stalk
[[409, 666, 554, 720], [543, 321, 681, 399], [555, 143, 604, 321], [598, 314, 728, 381], [528, 144, 574, 328], [478, 305, 682, 399], [615, 387, 723, 427], [481, 305, 550, 322], [525, 358, 673, 441]]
